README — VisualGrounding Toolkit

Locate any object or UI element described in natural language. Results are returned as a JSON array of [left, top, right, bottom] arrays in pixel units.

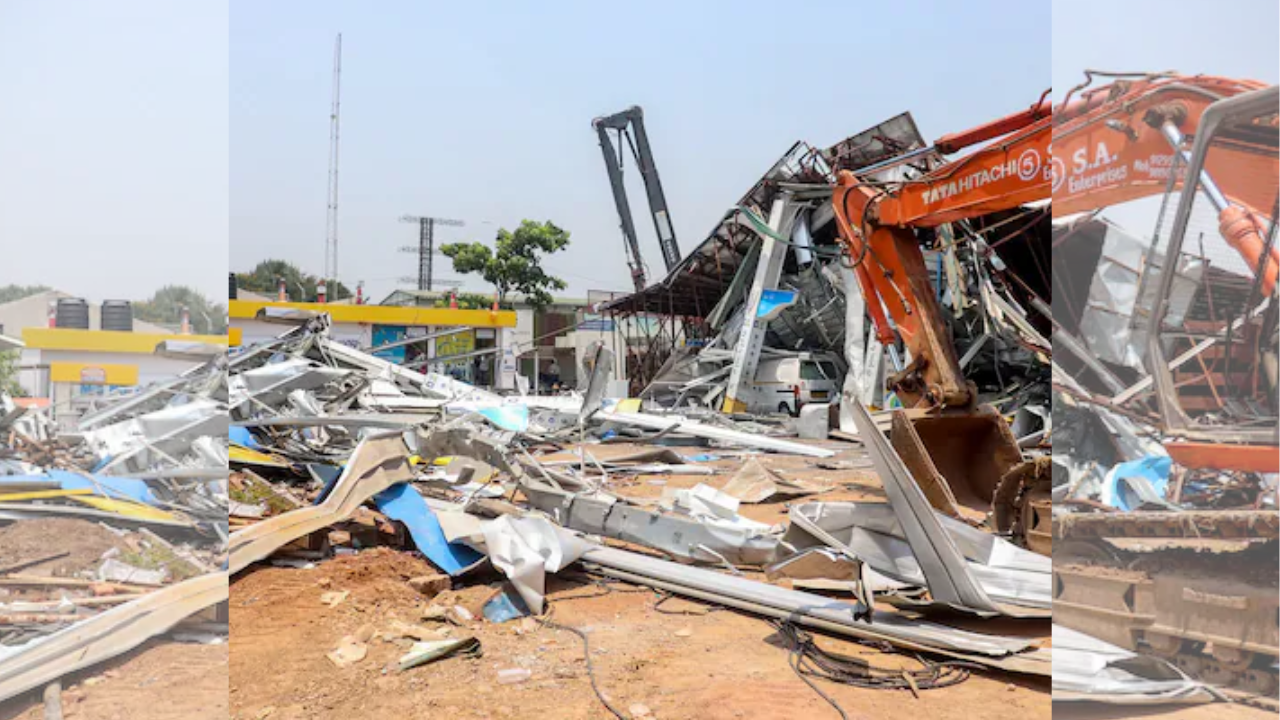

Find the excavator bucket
[[889, 406, 1023, 525]]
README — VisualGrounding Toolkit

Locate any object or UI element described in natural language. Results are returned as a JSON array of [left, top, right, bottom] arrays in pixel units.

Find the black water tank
[[54, 298, 89, 329], [101, 300, 133, 332], [229, 272, 237, 300]]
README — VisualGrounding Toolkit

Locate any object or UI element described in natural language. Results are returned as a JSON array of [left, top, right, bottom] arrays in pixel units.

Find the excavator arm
[[832, 74, 1278, 411], [831, 99, 1051, 409]]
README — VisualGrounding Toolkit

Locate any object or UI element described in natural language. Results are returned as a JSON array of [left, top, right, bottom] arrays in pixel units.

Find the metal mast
[[592, 105, 682, 292], [399, 215, 464, 291], [324, 34, 343, 289]]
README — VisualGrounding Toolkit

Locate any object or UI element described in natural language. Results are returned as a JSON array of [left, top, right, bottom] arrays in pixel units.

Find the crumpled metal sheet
[[1052, 625, 1222, 704], [783, 501, 1051, 614], [596, 409, 835, 458], [1077, 220, 1205, 372], [481, 514, 591, 614], [0, 571, 228, 703], [582, 544, 1051, 676], [520, 481, 780, 566], [228, 432, 416, 574], [847, 400, 1003, 615]]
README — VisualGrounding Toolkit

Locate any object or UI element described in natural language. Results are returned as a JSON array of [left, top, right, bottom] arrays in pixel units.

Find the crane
[[593, 106, 681, 291]]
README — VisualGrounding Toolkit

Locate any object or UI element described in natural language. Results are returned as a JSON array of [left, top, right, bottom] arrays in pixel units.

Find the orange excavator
[[830, 72, 1279, 696], [832, 74, 1276, 415]]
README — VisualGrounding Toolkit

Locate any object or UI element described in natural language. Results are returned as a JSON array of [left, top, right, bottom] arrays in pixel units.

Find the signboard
[[584, 289, 624, 332], [371, 324, 408, 363], [49, 362, 138, 387], [435, 330, 475, 360]]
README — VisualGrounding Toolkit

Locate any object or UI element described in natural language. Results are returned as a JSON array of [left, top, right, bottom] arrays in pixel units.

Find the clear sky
[[1052, 0, 1279, 242], [230, 0, 1051, 302], [0, 1, 229, 302]]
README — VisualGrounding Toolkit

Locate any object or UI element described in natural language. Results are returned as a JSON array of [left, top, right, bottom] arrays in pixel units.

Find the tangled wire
[[771, 621, 980, 719]]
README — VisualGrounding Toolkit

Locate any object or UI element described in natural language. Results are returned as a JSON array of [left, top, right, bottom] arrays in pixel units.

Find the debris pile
[[1051, 212, 1280, 707], [226, 323, 1053, 718], [0, 360, 229, 704]]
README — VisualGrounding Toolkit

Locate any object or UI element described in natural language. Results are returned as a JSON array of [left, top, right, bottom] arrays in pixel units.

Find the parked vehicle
[[741, 353, 842, 416]]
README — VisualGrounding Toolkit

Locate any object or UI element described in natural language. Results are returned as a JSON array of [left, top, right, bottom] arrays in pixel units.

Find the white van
[[741, 354, 843, 416]]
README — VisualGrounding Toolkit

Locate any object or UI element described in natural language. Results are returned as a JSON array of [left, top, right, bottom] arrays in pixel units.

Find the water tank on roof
[[101, 300, 133, 332], [54, 298, 89, 329], [229, 272, 237, 300]]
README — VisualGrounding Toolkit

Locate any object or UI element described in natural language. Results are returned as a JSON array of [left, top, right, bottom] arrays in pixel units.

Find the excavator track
[[1054, 512, 1280, 701]]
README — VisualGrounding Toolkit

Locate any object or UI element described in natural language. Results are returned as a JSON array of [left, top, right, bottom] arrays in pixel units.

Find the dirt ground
[[0, 641, 227, 720], [229, 439, 1059, 720], [0, 518, 128, 576]]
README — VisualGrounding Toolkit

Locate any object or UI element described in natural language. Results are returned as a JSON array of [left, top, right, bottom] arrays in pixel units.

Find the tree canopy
[[431, 292, 513, 311], [235, 260, 353, 303], [0, 284, 51, 304], [0, 351, 22, 396], [134, 285, 228, 335], [440, 220, 569, 309]]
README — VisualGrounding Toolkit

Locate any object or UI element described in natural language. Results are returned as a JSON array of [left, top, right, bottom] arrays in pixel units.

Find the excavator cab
[[1142, 85, 1280, 458]]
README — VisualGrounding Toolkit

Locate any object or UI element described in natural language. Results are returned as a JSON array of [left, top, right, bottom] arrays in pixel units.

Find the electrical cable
[[534, 613, 630, 720], [771, 620, 978, 718], [527, 571, 657, 720]]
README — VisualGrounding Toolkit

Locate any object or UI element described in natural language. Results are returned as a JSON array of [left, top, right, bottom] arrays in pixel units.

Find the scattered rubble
[[0, 360, 228, 707], [226, 316, 1052, 718]]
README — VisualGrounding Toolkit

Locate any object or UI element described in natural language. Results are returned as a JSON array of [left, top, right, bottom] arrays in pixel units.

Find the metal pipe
[[1157, 122, 1229, 211]]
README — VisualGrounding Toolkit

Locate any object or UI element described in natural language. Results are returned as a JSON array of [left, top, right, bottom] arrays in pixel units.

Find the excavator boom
[[832, 74, 1278, 413], [831, 98, 1051, 409]]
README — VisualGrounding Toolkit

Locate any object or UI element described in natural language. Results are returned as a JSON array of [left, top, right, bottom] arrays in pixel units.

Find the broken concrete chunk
[[326, 635, 368, 668], [319, 590, 349, 608], [386, 619, 448, 642], [497, 667, 531, 685], [421, 604, 450, 621], [96, 558, 166, 586], [450, 605, 474, 623], [407, 573, 451, 598]]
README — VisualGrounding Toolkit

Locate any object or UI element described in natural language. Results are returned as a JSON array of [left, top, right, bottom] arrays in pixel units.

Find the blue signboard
[[372, 325, 407, 363]]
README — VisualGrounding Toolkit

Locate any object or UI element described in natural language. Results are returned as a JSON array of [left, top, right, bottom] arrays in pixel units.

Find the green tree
[[440, 220, 569, 309], [235, 260, 353, 302], [0, 284, 51, 304], [133, 286, 228, 335], [431, 292, 513, 311], [0, 350, 23, 396]]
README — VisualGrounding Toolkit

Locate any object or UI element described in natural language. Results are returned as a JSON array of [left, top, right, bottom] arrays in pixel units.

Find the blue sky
[[0, 1, 228, 302], [230, 1, 1051, 301], [7, 1, 1270, 306], [1053, 0, 1279, 236]]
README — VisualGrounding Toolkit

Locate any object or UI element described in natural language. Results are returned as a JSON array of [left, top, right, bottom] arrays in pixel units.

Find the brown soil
[[0, 519, 127, 576], [0, 641, 227, 720], [230, 440, 1053, 720]]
